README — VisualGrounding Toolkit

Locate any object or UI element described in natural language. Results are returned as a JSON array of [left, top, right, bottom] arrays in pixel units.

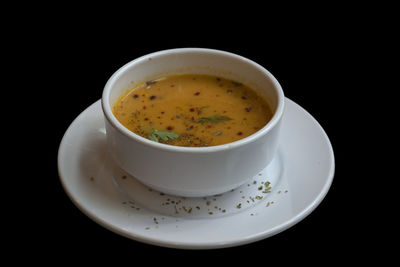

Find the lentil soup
[[113, 74, 273, 147]]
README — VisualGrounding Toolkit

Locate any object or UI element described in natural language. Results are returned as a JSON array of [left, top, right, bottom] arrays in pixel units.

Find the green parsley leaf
[[148, 129, 179, 142]]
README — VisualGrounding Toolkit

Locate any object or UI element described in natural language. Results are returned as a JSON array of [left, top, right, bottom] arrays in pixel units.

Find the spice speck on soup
[[113, 74, 273, 147]]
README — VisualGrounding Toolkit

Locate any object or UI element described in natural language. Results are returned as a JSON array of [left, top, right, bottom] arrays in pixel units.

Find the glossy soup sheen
[[113, 74, 273, 147]]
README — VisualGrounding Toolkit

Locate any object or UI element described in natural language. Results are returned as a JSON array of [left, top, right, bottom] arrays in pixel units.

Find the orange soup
[[113, 74, 273, 147]]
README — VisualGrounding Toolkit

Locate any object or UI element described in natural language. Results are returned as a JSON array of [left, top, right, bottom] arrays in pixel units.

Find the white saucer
[[58, 98, 334, 249]]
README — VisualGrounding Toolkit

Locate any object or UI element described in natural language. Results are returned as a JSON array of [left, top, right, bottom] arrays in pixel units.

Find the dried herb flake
[[196, 115, 232, 124]]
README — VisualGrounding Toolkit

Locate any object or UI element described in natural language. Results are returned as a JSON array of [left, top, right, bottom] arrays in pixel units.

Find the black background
[[8, 6, 390, 264]]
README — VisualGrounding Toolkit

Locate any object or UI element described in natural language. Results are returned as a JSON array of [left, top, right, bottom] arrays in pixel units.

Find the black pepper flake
[[237, 132, 243, 136], [194, 92, 200, 96], [133, 94, 139, 99], [245, 107, 252, 112], [149, 95, 156, 100]]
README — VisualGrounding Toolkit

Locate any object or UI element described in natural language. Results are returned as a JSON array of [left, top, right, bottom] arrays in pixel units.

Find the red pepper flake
[[245, 107, 252, 112], [191, 116, 195, 121], [207, 125, 212, 128], [149, 95, 156, 100], [144, 118, 149, 121], [194, 92, 200, 96], [223, 110, 227, 113], [241, 96, 247, 100], [237, 131, 243, 136], [167, 126, 174, 131], [133, 94, 139, 99], [189, 108, 195, 112], [216, 77, 221, 81], [254, 127, 258, 130], [143, 106, 147, 110], [161, 111, 165, 114], [171, 117, 174, 120]]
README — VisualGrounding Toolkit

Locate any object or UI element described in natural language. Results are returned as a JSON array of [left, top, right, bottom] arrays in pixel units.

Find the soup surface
[[113, 74, 273, 147]]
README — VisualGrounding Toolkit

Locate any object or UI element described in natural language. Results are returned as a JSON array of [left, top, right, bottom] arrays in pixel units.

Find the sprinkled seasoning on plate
[[116, 166, 289, 230]]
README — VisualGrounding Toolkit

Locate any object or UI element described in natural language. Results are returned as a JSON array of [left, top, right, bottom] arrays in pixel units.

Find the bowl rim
[[101, 48, 285, 153]]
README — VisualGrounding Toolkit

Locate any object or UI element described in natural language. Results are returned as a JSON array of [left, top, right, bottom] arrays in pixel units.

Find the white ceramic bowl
[[102, 48, 285, 197]]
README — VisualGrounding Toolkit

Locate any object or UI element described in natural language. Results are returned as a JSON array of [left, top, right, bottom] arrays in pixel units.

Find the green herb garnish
[[196, 115, 233, 124], [148, 129, 179, 142]]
